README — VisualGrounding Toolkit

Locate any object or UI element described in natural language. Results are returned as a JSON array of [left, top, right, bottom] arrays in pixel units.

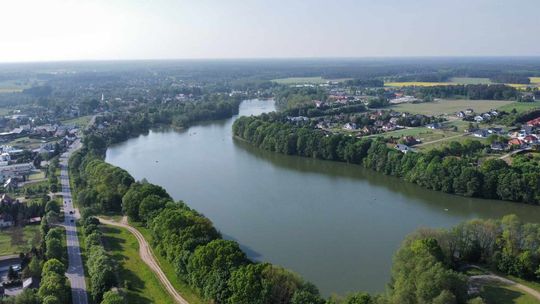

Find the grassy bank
[[101, 224, 176, 304], [130, 221, 207, 304]]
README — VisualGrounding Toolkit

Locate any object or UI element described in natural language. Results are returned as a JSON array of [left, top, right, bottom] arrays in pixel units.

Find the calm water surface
[[106, 99, 540, 296]]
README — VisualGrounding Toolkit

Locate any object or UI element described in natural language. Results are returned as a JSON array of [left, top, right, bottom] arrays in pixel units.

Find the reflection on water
[[106, 99, 540, 296]]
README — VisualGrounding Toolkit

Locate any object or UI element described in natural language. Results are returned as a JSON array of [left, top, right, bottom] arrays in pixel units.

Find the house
[[490, 110, 499, 116], [490, 142, 508, 151], [456, 111, 466, 118], [482, 113, 491, 120], [526, 117, 540, 127], [0, 163, 34, 183], [508, 138, 525, 147], [426, 123, 442, 129], [313, 100, 324, 108], [402, 136, 420, 146], [474, 115, 484, 123], [465, 108, 475, 115], [395, 144, 411, 154], [473, 129, 489, 138], [0, 214, 14, 228], [523, 135, 538, 144], [488, 127, 504, 135], [343, 122, 358, 130], [382, 123, 396, 131]]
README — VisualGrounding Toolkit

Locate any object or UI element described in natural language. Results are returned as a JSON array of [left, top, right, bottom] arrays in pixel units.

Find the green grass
[[62, 115, 93, 128], [0, 225, 41, 256], [131, 221, 207, 304], [390, 99, 514, 116], [101, 224, 176, 304], [497, 101, 540, 113], [480, 282, 538, 304], [371, 127, 462, 143], [28, 171, 46, 181]]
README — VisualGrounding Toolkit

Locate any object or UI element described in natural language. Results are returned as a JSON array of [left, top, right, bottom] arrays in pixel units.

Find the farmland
[[385, 77, 540, 89], [389, 99, 514, 115]]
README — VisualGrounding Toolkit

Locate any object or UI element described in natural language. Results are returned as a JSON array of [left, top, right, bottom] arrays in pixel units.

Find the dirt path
[[415, 132, 470, 147], [98, 217, 189, 304], [467, 265, 540, 301]]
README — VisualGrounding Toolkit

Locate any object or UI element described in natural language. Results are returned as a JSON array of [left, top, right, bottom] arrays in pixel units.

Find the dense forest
[[233, 114, 540, 204]]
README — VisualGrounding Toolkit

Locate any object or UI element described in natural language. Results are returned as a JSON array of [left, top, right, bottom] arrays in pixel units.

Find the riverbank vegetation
[[66, 118, 540, 304], [233, 114, 540, 204]]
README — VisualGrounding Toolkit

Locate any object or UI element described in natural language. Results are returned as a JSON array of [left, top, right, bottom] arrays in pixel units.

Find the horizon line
[[2, 55, 540, 65]]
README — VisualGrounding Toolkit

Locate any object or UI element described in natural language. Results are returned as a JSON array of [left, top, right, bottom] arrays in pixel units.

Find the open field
[[0, 225, 41, 256], [419, 134, 487, 151], [389, 99, 514, 115], [62, 115, 92, 128], [498, 101, 540, 113], [385, 77, 540, 89], [480, 282, 538, 304], [272, 76, 350, 84], [102, 224, 176, 304], [530, 77, 540, 84], [133, 222, 207, 304], [372, 127, 462, 143], [7, 136, 52, 149]]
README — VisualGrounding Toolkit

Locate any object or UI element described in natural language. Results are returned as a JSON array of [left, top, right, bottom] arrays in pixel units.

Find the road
[[499, 147, 532, 160], [415, 132, 470, 147], [60, 139, 89, 304], [467, 265, 540, 301], [98, 216, 190, 304]]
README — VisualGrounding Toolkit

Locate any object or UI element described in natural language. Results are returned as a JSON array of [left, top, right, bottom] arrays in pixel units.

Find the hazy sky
[[1, 0, 539, 62]]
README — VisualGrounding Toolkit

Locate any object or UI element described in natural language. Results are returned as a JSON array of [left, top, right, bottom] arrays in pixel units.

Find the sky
[[0, 0, 539, 62]]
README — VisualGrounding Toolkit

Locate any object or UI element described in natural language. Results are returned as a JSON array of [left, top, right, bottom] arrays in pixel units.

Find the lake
[[106, 99, 540, 296]]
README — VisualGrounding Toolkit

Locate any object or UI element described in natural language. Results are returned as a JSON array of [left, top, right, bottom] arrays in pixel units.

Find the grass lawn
[[101, 224, 176, 304], [497, 101, 540, 113], [390, 99, 514, 116], [480, 282, 538, 304], [371, 127, 462, 143], [418, 135, 486, 151], [28, 171, 46, 181], [62, 115, 93, 128], [131, 221, 207, 304], [0, 225, 41, 256]]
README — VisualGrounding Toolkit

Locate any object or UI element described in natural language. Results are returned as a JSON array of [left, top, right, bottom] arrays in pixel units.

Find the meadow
[[389, 99, 514, 115], [102, 224, 176, 304], [385, 77, 540, 89]]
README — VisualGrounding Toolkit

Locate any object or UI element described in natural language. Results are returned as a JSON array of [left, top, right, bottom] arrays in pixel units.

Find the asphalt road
[[60, 140, 89, 304]]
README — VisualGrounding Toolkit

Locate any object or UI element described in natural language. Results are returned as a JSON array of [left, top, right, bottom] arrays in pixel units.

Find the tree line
[[80, 213, 124, 303], [415, 84, 518, 100], [233, 114, 540, 204]]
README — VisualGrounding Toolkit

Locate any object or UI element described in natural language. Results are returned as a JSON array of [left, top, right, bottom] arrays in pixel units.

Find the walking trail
[[467, 265, 540, 301], [98, 216, 189, 304]]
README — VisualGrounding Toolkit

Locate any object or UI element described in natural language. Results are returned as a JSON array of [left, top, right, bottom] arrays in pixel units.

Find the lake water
[[106, 99, 540, 296]]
